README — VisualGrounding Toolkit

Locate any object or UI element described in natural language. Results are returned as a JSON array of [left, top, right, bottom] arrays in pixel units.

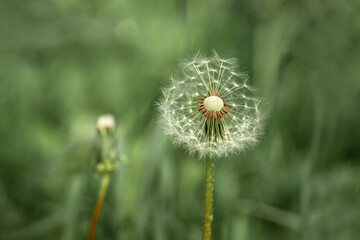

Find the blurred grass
[[1, 0, 360, 239]]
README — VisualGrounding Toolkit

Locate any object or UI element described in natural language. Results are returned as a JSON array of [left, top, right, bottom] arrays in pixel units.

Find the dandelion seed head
[[158, 51, 262, 158]]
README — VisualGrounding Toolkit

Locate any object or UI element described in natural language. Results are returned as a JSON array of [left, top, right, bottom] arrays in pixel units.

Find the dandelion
[[159, 51, 262, 158], [158, 51, 262, 240], [88, 114, 118, 240], [96, 114, 116, 132]]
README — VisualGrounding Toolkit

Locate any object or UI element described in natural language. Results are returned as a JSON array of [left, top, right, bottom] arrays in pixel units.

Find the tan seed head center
[[204, 96, 224, 112], [197, 91, 229, 119]]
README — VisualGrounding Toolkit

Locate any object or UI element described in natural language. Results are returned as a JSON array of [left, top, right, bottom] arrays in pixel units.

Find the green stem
[[87, 173, 110, 240], [202, 156, 215, 240]]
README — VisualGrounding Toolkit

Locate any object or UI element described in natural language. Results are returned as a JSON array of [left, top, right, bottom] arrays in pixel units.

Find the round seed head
[[158, 51, 263, 158]]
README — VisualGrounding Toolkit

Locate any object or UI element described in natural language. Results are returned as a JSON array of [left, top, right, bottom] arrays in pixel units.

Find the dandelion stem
[[87, 173, 110, 240], [202, 156, 215, 240]]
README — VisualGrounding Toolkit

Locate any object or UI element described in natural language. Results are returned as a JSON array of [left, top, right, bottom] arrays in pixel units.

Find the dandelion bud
[[94, 114, 118, 174], [96, 114, 116, 132]]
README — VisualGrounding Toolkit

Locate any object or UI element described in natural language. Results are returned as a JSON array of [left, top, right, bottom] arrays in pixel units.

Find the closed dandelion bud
[[94, 114, 118, 174], [159, 51, 262, 158], [97, 114, 116, 132]]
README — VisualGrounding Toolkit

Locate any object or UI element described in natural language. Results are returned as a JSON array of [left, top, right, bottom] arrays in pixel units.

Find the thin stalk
[[87, 173, 110, 240], [202, 156, 215, 240]]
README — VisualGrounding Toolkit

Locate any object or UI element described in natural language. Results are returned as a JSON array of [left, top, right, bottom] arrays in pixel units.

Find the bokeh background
[[1, 0, 360, 239]]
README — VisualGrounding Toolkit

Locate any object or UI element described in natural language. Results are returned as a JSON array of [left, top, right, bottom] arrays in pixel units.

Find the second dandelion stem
[[87, 173, 110, 240], [202, 156, 214, 240]]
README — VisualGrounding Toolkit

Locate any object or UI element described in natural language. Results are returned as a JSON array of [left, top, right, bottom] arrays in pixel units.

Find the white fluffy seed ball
[[204, 96, 224, 112]]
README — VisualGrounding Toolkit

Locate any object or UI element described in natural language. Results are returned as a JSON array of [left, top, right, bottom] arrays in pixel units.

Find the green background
[[1, 0, 360, 239]]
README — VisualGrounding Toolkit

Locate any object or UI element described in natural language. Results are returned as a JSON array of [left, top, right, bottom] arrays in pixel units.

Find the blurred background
[[1, 0, 360, 239]]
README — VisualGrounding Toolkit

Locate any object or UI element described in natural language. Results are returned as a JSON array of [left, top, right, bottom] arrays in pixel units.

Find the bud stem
[[202, 156, 215, 240], [87, 173, 110, 240]]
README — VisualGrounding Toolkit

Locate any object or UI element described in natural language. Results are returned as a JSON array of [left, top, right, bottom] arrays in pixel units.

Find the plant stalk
[[87, 173, 110, 240], [202, 156, 215, 240]]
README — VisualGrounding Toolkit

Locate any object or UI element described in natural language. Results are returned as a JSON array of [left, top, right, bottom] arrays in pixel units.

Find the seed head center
[[204, 96, 224, 112]]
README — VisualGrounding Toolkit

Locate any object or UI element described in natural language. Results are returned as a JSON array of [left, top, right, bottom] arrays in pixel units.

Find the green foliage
[[1, 0, 360, 239]]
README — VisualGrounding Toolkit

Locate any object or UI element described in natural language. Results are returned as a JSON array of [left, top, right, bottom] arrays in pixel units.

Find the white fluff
[[158, 51, 263, 159]]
